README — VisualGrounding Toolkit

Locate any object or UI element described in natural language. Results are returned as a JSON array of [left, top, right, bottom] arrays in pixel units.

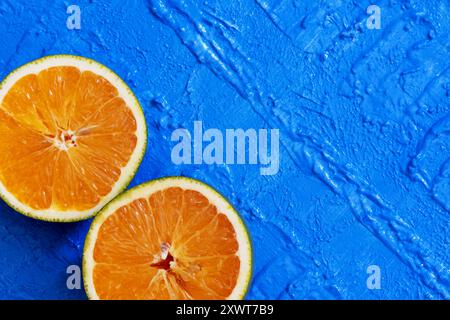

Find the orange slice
[[0, 55, 147, 221], [83, 177, 252, 300]]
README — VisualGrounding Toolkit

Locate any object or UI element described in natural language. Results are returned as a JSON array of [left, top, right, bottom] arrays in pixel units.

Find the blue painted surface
[[0, 0, 449, 299]]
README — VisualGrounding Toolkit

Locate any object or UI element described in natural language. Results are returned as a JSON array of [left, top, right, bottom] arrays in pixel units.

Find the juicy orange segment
[[91, 186, 243, 300], [0, 57, 144, 220]]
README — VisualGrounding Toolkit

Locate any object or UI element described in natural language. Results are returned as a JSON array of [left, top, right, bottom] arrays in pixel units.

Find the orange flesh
[[92, 187, 240, 299], [0, 66, 137, 211]]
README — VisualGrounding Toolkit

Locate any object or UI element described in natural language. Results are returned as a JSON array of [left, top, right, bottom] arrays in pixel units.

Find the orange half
[[83, 177, 252, 300], [0, 55, 147, 221]]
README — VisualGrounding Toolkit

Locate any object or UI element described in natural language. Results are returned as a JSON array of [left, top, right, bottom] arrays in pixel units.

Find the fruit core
[[150, 243, 175, 271], [51, 129, 78, 150]]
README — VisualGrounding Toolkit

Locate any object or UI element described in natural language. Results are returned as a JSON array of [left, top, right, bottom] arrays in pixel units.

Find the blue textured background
[[0, 0, 449, 299]]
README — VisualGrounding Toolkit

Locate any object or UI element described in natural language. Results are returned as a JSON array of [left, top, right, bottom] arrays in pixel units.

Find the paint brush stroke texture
[[0, 0, 449, 299]]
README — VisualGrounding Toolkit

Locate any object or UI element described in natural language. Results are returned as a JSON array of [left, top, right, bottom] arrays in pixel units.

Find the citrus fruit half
[[0, 55, 147, 221], [83, 177, 252, 300]]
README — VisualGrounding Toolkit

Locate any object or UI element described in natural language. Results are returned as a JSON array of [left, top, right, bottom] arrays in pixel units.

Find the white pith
[[0, 55, 147, 221], [83, 177, 252, 300]]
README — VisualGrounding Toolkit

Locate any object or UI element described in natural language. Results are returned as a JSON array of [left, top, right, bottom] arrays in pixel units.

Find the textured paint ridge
[[408, 112, 450, 211]]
